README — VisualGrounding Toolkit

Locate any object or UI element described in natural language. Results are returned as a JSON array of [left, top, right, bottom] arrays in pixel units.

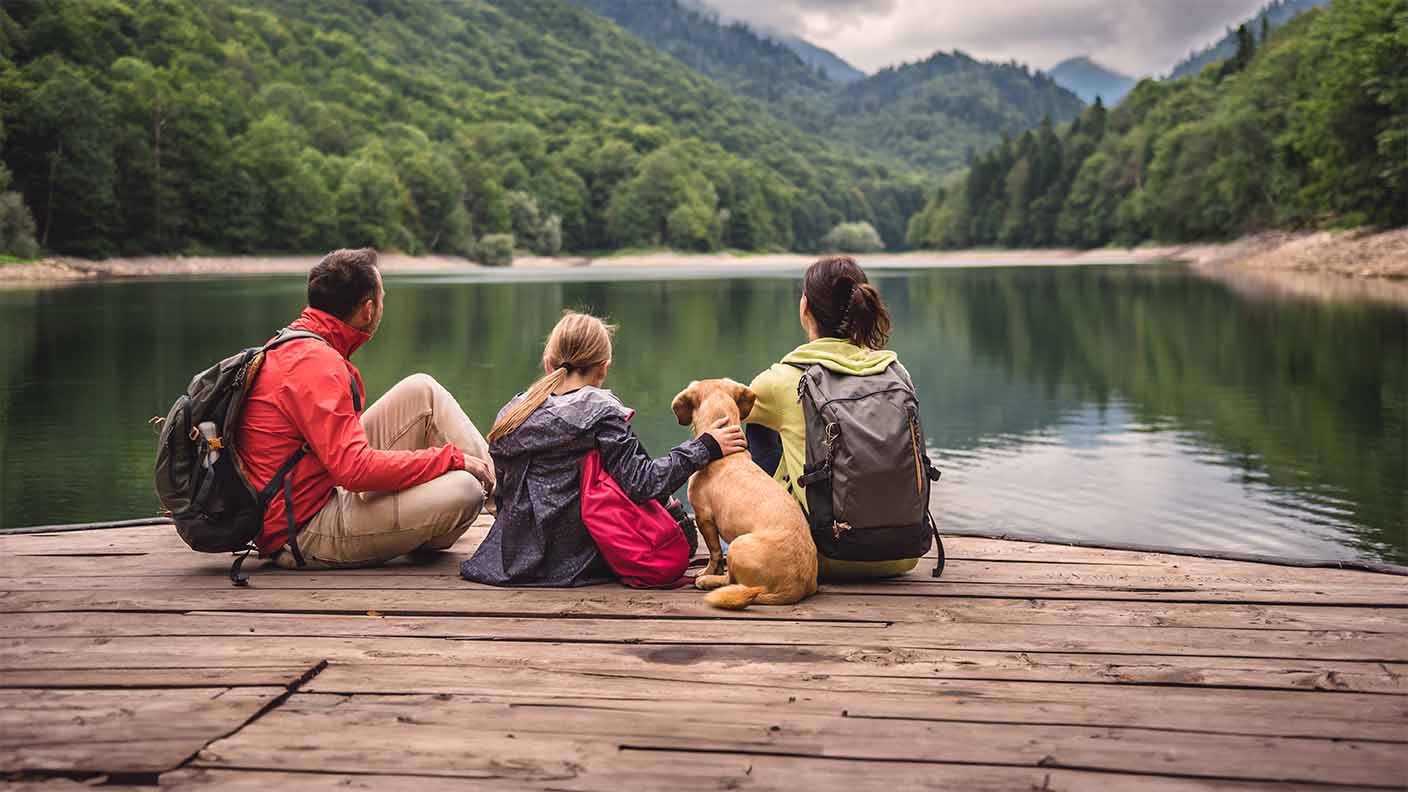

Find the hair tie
[[836, 283, 857, 335]]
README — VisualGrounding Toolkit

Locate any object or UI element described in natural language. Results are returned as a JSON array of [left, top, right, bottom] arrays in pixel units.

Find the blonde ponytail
[[487, 312, 616, 443]]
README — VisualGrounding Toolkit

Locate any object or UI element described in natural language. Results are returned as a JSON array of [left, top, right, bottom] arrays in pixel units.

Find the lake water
[[1, 263, 1404, 565]]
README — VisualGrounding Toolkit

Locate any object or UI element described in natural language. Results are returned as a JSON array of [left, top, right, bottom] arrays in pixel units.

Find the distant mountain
[[568, 0, 1083, 172], [1168, 0, 1329, 79], [564, 0, 835, 123], [828, 51, 1085, 172], [1048, 56, 1135, 105], [769, 32, 866, 83], [675, 0, 865, 81]]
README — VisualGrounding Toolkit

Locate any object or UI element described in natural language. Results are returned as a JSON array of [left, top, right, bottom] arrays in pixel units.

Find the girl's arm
[[596, 415, 722, 503]]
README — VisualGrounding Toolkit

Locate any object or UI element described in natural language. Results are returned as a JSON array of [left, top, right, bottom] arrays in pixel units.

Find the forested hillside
[[1168, 0, 1330, 78], [0, 0, 923, 258], [563, 0, 836, 132], [907, 0, 1407, 249], [827, 52, 1084, 173], [567, 0, 1084, 172]]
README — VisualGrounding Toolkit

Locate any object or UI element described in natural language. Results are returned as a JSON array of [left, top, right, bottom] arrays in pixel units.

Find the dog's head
[[671, 379, 756, 429]]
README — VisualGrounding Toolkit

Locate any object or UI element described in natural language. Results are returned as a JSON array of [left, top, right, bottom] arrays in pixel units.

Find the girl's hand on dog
[[704, 417, 748, 457]]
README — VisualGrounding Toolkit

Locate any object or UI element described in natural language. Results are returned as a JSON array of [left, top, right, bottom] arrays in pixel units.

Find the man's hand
[[463, 454, 495, 499], [704, 416, 747, 457]]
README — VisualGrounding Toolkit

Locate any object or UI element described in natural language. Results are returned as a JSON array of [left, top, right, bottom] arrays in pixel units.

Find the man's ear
[[729, 380, 757, 422], [671, 382, 699, 426]]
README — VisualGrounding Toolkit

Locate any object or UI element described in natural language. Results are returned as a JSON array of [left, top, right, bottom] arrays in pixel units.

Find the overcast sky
[[698, 0, 1268, 77]]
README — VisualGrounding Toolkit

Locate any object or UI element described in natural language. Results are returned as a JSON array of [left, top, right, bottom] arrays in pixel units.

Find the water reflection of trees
[[890, 266, 1406, 563], [2, 270, 1403, 564]]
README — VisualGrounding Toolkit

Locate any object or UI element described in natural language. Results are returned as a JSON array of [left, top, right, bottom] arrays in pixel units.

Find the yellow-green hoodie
[[747, 338, 919, 580]]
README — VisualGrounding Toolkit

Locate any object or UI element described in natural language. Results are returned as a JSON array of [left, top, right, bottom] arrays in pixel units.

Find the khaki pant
[[275, 373, 490, 569]]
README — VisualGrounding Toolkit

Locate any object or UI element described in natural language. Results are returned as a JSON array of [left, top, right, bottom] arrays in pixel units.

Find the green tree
[[7, 56, 117, 256], [334, 143, 410, 251]]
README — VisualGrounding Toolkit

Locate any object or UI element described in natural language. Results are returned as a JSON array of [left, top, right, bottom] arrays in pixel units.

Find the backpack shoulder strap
[[261, 328, 361, 412], [263, 328, 326, 351]]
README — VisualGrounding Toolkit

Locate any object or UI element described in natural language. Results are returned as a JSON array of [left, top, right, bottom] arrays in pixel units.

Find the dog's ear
[[671, 381, 699, 426], [729, 380, 757, 422]]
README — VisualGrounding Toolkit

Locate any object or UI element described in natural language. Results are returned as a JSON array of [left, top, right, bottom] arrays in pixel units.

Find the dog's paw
[[695, 574, 728, 590]]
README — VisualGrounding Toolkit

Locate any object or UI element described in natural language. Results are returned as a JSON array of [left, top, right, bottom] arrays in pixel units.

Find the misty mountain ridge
[[567, 0, 1083, 172], [674, 0, 865, 82], [763, 30, 866, 83], [1168, 0, 1330, 78], [1047, 56, 1136, 105]]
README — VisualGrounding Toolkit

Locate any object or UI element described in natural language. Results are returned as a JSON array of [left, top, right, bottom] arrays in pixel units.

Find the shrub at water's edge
[[820, 222, 885, 254], [474, 234, 516, 268], [907, 0, 1408, 250]]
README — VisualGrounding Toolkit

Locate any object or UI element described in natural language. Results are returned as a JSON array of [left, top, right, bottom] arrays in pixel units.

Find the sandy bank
[[2, 228, 1402, 288], [0, 246, 1185, 285]]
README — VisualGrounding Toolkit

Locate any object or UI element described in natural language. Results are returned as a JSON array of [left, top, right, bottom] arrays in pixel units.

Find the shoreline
[[3, 228, 1404, 293]]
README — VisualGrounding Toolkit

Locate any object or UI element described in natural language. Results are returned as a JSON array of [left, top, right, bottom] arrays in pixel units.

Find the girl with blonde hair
[[461, 312, 746, 586]]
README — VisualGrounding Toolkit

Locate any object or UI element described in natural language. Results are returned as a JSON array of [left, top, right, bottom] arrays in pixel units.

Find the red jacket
[[238, 308, 465, 555]]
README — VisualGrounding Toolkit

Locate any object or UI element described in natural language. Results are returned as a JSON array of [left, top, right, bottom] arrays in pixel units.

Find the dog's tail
[[705, 584, 765, 610]]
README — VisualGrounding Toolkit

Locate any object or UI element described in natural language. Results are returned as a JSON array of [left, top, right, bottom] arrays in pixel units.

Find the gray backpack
[[795, 362, 945, 576]]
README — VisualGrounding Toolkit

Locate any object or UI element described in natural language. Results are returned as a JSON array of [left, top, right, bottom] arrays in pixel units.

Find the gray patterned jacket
[[460, 387, 717, 587]]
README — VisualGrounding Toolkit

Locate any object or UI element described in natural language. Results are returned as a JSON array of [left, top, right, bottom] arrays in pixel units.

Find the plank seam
[[842, 712, 1408, 744], [173, 659, 329, 771], [615, 745, 1404, 789]]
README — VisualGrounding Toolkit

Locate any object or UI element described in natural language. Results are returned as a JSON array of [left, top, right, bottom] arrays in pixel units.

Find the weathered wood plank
[[0, 688, 284, 774], [4, 582, 1403, 634], [1, 597, 1399, 660], [5, 524, 1400, 590], [298, 662, 1408, 741], [3, 636, 1401, 695], [162, 760, 1342, 792], [0, 666, 313, 688], [8, 549, 1401, 590], [193, 693, 1408, 786]]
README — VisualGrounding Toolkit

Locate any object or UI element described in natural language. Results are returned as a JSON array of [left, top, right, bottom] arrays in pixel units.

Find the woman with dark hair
[[744, 256, 921, 579]]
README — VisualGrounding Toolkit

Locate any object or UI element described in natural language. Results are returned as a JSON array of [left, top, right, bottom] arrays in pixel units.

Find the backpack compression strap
[[256, 444, 312, 567]]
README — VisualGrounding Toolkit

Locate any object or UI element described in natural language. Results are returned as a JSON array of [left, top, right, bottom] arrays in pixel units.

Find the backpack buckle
[[832, 520, 852, 539]]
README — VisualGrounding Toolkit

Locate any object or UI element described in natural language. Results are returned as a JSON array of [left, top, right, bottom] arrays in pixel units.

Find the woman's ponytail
[[803, 256, 892, 350], [486, 312, 616, 444], [486, 367, 570, 444], [845, 281, 890, 349]]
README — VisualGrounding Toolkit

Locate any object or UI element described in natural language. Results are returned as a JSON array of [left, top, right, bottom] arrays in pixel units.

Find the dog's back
[[673, 379, 818, 609]]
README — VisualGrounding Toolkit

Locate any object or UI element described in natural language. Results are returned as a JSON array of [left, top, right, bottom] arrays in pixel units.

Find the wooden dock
[[2, 517, 1405, 790]]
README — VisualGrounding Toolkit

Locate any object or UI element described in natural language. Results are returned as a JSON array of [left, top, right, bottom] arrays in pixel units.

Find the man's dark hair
[[308, 248, 379, 319]]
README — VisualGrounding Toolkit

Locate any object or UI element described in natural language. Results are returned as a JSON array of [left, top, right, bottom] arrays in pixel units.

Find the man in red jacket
[[238, 248, 495, 568]]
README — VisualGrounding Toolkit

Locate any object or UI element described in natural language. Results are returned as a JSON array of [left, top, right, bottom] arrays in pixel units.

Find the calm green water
[[2, 264, 1404, 564]]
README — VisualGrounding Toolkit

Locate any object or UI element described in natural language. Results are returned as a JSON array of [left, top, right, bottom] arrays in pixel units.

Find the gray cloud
[[700, 0, 1268, 77]]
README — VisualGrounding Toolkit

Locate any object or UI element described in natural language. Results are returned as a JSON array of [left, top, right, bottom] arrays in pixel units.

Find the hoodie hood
[[780, 338, 897, 376], [490, 387, 631, 458]]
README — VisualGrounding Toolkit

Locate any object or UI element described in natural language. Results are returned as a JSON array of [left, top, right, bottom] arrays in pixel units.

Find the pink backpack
[[579, 450, 690, 588]]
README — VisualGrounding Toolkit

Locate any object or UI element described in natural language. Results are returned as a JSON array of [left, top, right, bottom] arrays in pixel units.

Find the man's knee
[[440, 469, 485, 526], [389, 372, 446, 408]]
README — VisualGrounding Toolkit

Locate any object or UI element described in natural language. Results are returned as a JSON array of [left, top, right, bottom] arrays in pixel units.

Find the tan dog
[[672, 379, 817, 609]]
